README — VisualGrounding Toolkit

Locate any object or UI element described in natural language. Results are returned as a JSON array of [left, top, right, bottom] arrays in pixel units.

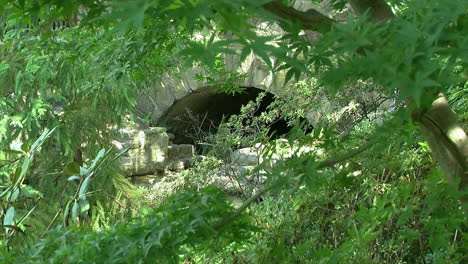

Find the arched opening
[[157, 87, 311, 152]]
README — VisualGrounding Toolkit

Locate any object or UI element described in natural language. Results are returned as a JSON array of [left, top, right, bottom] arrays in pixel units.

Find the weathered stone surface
[[115, 127, 203, 178], [117, 127, 169, 176], [135, 94, 157, 116], [230, 147, 262, 166], [166, 160, 186, 172], [153, 82, 176, 114], [166, 158, 194, 172], [131, 174, 162, 188], [168, 144, 195, 160]]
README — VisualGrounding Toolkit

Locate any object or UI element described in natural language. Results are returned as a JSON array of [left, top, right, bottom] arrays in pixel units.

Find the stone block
[[231, 148, 261, 166], [168, 144, 195, 160], [117, 127, 169, 176]]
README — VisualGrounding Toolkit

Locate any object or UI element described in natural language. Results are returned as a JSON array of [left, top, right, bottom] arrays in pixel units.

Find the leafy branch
[[214, 135, 378, 230], [0, 128, 55, 249]]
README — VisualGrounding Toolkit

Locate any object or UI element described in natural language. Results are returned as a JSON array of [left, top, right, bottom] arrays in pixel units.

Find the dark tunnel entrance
[[157, 87, 311, 152]]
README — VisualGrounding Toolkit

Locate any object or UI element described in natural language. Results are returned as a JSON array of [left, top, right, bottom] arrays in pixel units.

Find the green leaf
[[67, 175, 80, 182], [20, 143, 30, 153], [255, 49, 272, 69], [79, 199, 90, 217], [10, 187, 20, 202], [88, 148, 106, 172], [20, 185, 44, 199], [63, 200, 72, 226], [0, 187, 12, 200], [240, 46, 251, 63], [30, 128, 56, 153], [15, 205, 36, 229], [2, 224, 24, 234], [284, 68, 297, 86], [79, 176, 92, 200], [112, 146, 130, 162], [64, 162, 80, 176], [3, 207, 15, 232], [13, 156, 30, 185], [0, 61, 9, 75], [71, 200, 79, 224], [79, 167, 88, 176], [1, 149, 23, 155]]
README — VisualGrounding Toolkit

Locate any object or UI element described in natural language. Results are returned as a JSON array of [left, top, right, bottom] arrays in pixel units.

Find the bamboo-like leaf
[[2, 225, 25, 234], [0, 61, 9, 75], [63, 200, 72, 226], [1, 149, 23, 155], [71, 200, 79, 224], [79, 166, 88, 176], [3, 207, 15, 232], [67, 175, 80, 182], [284, 68, 297, 86], [87, 148, 106, 173], [14, 70, 22, 94], [20, 185, 44, 199], [10, 187, 20, 202], [0, 186, 12, 199], [78, 176, 92, 200], [111, 146, 130, 162], [30, 127, 56, 153], [79, 199, 90, 217], [14, 156, 30, 185], [16, 205, 36, 227]]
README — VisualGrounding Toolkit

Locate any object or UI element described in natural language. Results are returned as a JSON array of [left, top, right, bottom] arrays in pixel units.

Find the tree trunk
[[416, 95, 468, 207]]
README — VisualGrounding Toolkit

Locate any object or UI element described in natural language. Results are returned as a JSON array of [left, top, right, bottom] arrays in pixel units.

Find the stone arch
[[157, 86, 283, 145], [134, 51, 289, 126]]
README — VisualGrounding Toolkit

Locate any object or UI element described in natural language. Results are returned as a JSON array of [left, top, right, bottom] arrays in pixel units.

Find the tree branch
[[348, 0, 394, 21], [262, 0, 335, 32]]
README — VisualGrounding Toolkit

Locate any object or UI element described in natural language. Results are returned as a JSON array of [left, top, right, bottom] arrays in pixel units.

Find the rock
[[115, 126, 200, 177], [168, 144, 194, 160], [117, 127, 169, 176], [230, 147, 262, 166], [131, 174, 162, 188], [166, 160, 185, 172], [214, 176, 244, 195], [166, 158, 194, 172]]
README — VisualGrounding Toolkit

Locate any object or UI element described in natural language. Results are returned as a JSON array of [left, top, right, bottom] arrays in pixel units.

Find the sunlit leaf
[[10, 187, 20, 202], [3, 207, 15, 232], [20, 185, 44, 199], [0, 61, 9, 75], [79, 199, 90, 217], [67, 175, 81, 182], [71, 200, 79, 224], [63, 200, 72, 226], [20, 143, 30, 153]]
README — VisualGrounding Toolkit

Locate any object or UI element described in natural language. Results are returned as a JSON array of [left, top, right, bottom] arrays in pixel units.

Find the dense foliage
[[0, 0, 466, 263]]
